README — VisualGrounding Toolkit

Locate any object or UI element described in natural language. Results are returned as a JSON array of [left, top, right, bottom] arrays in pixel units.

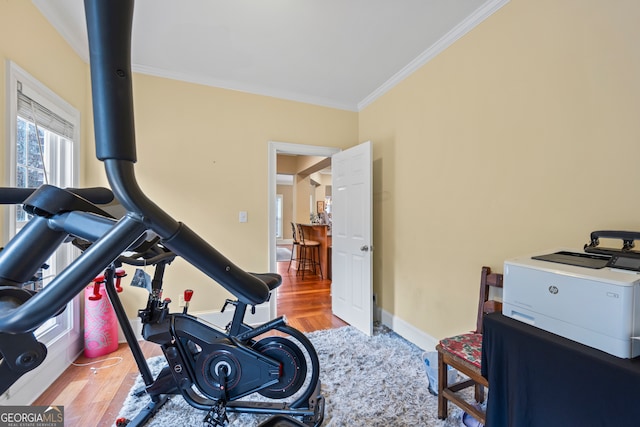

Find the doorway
[[268, 142, 340, 320]]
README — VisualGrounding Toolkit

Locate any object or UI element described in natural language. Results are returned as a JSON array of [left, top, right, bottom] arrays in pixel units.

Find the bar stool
[[287, 222, 301, 272], [296, 224, 323, 279]]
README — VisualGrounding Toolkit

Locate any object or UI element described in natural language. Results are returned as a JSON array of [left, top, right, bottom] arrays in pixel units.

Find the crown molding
[[357, 0, 510, 112]]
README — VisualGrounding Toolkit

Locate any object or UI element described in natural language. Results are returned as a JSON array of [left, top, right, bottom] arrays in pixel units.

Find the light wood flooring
[[33, 259, 346, 427]]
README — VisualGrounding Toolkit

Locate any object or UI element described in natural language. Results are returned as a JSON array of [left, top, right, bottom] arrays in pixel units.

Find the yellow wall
[[276, 154, 298, 174], [360, 0, 640, 338]]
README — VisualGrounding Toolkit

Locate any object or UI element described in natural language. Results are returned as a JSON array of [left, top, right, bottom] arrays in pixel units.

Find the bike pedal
[[203, 401, 229, 427]]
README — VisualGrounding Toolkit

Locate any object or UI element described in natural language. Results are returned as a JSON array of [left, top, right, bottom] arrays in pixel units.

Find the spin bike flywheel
[[253, 336, 307, 399]]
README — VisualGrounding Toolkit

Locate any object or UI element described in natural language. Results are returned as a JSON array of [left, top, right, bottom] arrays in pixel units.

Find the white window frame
[[275, 194, 283, 239], [2, 60, 82, 404]]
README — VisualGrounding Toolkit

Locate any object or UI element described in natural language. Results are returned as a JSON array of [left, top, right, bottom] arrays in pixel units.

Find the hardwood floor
[[275, 257, 347, 332], [33, 260, 346, 427], [33, 341, 163, 427]]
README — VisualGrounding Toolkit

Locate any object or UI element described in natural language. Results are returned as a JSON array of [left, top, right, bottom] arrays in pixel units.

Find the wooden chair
[[436, 266, 504, 425], [296, 224, 323, 279]]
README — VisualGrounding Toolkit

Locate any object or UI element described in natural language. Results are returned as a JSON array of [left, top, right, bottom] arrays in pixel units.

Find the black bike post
[[103, 266, 154, 386], [103, 266, 170, 427]]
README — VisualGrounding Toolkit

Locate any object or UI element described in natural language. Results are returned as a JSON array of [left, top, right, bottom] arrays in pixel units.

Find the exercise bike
[[0, 0, 324, 425], [114, 242, 323, 427]]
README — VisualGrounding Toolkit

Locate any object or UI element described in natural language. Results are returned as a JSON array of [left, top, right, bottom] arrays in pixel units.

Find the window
[[10, 64, 78, 318], [2, 61, 81, 403], [275, 194, 283, 239], [15, 90, 75, 227]]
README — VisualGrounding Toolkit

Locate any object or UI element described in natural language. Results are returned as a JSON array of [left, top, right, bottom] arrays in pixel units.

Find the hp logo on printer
[[548, 285, 559, 294]]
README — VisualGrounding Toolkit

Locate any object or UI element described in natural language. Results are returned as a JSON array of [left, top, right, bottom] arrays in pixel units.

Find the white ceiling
[[33, 0, 507, 112]]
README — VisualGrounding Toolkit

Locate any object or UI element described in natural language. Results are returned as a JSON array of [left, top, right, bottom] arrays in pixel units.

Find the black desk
[[481, 313, 640, 427]]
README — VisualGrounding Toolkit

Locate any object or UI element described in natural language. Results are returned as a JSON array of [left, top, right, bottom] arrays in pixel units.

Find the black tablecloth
[[481, 313, 640, 427]]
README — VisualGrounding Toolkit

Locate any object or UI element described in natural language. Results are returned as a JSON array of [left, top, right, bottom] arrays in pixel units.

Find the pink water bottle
[[83, 269, 125, 358]]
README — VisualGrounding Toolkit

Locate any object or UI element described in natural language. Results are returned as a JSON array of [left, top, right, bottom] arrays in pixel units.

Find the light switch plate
[[239, 211, 248, 223]]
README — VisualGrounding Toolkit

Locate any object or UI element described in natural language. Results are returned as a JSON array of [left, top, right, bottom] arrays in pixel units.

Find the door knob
[[360, 245, 369, 252]]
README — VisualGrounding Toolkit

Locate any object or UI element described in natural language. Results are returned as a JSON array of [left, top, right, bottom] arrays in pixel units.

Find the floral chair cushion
[[438, 333, 483, 369]]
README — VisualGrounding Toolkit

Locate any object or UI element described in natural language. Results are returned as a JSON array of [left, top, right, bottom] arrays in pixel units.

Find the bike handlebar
[[0, 187, 114, 205]]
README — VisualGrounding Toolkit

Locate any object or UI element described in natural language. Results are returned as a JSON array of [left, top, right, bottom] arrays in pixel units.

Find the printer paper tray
[[503, 303, 639, 359]]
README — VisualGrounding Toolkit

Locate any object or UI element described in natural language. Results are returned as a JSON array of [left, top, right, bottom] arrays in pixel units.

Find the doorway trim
[[267, 141, 341, 318]]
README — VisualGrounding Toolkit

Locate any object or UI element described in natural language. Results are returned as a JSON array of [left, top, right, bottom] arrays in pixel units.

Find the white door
[[331, 141, 373, 335]]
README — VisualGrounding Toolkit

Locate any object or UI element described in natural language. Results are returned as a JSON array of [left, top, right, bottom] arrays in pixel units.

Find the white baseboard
[[377, 307, 439, 352]]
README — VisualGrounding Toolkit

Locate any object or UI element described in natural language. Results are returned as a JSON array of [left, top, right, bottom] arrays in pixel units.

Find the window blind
[[17, 86, 74, 140]]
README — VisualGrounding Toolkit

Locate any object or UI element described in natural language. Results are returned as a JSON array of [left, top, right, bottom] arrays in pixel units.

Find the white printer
[[503, 248, 640, 358]]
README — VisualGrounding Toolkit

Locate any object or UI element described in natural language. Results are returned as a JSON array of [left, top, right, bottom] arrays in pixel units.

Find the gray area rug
[[118, 326, 468, 426]]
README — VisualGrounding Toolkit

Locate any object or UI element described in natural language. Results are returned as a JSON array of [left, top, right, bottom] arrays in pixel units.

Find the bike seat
[[250, 273, 282, 291]]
